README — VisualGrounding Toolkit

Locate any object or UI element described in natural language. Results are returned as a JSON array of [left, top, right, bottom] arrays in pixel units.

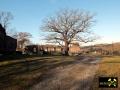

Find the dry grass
[[91, 56, 120, 90]]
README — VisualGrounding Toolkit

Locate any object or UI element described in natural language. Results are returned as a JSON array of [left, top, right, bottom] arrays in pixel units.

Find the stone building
[[25, 43, 81, 55], [0, 24, 17, 54], [69, 43, 81, 54]]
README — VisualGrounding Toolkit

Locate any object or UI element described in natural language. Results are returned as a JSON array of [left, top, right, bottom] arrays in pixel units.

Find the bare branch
[[16, 32, 32, 50], [41, 9, 97, 55], [0, 11, 13, 29]]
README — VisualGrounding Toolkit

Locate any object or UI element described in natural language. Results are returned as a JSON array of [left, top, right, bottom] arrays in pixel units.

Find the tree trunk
[[64, 41, 69, 56]]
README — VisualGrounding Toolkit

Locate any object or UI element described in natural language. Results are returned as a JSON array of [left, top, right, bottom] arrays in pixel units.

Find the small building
[[0, 24, 17, 54], [69, 43, 80, 54]]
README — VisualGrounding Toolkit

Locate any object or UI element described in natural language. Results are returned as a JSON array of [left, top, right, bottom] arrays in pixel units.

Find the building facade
[[25, 43, 81, 55], [0, 24, 17, 54]]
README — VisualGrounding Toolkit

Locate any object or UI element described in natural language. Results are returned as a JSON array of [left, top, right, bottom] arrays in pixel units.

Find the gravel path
[[30, 57, 100, 90]]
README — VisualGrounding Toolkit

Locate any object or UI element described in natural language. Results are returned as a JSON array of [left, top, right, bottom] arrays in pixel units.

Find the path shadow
[[0, 56, 80, 89]]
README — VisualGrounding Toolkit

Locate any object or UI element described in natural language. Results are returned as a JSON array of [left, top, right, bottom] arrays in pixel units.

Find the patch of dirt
[[30, 56, 100, 90]]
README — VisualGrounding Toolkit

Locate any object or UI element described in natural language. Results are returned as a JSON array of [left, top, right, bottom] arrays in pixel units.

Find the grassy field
[[91, 56, 120, 90], [0, 56, 81, 90]]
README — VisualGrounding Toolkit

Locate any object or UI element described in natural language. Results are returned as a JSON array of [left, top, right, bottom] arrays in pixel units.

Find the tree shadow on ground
[[0, 56, 83, 90]]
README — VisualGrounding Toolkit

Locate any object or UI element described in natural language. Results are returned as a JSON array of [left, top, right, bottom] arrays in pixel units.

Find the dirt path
[[30, 56, 100, 90]]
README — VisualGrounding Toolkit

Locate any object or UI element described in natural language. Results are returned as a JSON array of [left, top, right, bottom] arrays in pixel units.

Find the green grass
[[91, 56, 120, 90], [0, 56, 79, 90]]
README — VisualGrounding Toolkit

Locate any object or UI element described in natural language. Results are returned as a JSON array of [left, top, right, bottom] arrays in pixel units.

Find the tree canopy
[[41, 9, 97, 55]]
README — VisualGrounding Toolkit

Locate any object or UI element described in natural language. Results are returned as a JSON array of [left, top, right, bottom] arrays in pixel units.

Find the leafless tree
[[0, 11, 17, 38], [41, 9, 97, 55], [16, 32, 32, 52], [0, 11, 13, 29]]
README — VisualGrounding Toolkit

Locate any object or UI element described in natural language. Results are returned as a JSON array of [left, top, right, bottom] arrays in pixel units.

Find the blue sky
[[0, 0, 120, 45]]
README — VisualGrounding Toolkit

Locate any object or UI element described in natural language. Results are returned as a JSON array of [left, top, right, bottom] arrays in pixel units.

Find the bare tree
[[0, 11, 17, 38], [16, 32, 32, 52], [0, 11, 13, 29], [41, 9, 97, 55]]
